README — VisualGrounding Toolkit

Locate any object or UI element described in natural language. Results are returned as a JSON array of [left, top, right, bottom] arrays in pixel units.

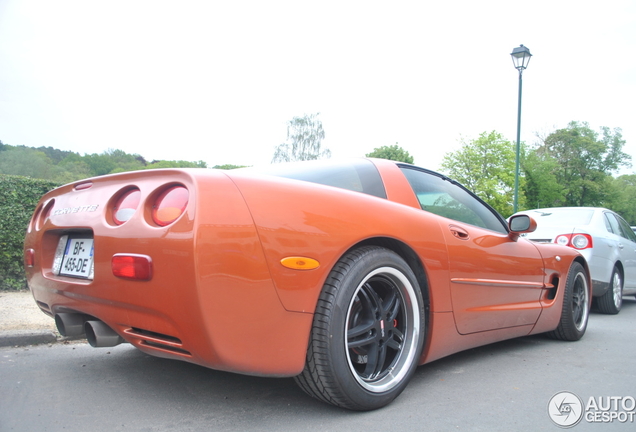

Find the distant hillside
[[0, 140, 207, 183]]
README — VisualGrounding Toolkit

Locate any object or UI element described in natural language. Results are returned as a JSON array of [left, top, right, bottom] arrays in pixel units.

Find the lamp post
[[510, 44, 532, 214]]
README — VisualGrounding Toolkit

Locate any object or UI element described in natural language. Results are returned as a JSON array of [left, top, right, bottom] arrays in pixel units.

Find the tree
[[0, 146, 56, 179], [35, 146, 76, 164], [366, 144, 414, 164], [0, 141, 212, 182], [272, 113, 330, 163], [521, 150, 565, 209], [55, 153, 92, 183], [441, 131, 517, 216], [83, 149, 146, 176], [605, 175, 636, 224], [532, 121, 631, 207], [212, 164, 247, 170], [145, 160, 208, 169]]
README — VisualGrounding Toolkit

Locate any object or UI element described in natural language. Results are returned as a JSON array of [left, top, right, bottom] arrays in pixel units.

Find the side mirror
[[508, 214, 537, 241]]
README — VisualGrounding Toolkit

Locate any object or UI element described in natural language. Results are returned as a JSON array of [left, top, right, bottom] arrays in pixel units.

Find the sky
[[1, 0, 635, 173]]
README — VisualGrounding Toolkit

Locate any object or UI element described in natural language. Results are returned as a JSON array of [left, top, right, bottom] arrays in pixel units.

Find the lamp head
[[511, 44, 532, 71]]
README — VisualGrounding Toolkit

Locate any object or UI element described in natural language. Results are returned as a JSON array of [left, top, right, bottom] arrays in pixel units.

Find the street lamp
[[510, 44, 532, 214]]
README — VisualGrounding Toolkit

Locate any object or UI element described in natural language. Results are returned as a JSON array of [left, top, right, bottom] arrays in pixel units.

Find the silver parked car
[[513, 207, 636, 314]]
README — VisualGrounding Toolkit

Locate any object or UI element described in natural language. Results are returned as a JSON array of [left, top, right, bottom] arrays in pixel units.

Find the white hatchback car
[[514, 207, 636, 314]]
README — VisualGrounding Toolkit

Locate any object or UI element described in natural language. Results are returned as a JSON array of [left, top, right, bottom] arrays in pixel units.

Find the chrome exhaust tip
[[84, 321, 124, 347]]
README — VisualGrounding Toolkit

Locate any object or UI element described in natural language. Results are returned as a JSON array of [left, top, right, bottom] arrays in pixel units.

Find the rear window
[[524, 209, 594, 226], [253, 159, 387, 198]]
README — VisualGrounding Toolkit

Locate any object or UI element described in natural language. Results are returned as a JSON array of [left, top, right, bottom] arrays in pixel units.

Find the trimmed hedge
[[0, 175, 59, 290]]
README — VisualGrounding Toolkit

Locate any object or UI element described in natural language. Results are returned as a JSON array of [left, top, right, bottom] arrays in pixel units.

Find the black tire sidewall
[[563, 262, 589, 340]]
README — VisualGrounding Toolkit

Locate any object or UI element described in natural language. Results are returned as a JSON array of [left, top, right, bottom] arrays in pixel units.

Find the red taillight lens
[[555, 234, 593, 250], [25, 249, 35, 267], [111, 254, 152, 281], [152, 186, 189, 226], [113, 189, 141, 225]]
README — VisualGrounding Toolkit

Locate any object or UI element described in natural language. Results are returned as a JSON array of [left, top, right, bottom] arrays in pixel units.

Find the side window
[[616, 214, 636, 242], [400, 167, 507, 234], [604, 214, 613, 232], [605, 213, 621, 235]]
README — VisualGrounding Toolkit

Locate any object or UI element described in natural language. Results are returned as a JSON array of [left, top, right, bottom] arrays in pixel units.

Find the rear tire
[[596, 266, 622, 314], [294, 246, 425, 411], [547, 261, 590, 341]]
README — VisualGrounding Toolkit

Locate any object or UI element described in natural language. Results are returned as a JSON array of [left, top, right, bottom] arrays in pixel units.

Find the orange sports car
[[24, 158, 591, 410]]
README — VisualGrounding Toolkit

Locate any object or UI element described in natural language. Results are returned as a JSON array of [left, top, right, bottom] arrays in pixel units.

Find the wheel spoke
[[362, 340, 388, 379], [348, 323, 379, 349], [572, 286, 582, 313], [348, 319, 376, 340], [572, 298, 582, 324], [347, 284, 383, 348], [363, 282, 383, 315], [386, 328, 404, 351], [613, 273, 622, 307], [382, 290, 401, 322]]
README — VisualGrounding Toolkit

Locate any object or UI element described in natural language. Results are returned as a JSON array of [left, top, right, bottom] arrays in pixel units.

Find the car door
[[606, 212, 636, 289], [400, 167, 545, 334]]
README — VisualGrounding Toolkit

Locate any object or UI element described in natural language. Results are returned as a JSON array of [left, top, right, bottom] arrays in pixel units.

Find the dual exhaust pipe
[[55, 313, 124, 347]]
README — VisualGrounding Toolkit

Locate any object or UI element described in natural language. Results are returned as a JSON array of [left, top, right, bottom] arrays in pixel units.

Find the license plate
[[58, 237, 94, 279]]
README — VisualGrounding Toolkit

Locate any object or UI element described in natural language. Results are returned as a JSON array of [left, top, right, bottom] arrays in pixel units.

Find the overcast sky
[[1, 0, 635, 173]]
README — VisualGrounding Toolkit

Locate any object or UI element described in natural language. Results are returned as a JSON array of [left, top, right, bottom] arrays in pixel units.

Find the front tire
[[547, 261, 590, 341], [294, 246, 425, 410], [596, 266, 622, 314]]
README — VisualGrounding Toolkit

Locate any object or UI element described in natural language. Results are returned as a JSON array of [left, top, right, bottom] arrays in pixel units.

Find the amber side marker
[[280, 257, 320, 270]]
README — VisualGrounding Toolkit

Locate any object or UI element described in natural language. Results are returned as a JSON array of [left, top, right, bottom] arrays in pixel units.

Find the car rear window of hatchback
[[252, 159, 387, 198]]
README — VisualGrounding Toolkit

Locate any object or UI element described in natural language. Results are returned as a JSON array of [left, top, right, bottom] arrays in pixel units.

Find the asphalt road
[[1, 299, 635, 432]]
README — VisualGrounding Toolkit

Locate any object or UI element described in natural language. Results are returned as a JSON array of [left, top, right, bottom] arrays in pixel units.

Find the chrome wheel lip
[[344, 267, 420, 393], [572, 271, 590, 331]]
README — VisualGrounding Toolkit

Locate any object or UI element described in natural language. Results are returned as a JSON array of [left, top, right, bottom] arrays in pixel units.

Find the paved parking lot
[[1, 298, 634, 431]]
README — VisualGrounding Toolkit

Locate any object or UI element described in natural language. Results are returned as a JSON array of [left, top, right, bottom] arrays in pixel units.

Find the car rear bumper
[[24, 169, 313, 377]]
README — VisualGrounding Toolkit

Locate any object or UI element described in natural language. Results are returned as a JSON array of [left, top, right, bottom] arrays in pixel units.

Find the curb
[[0, 329, 58, 347], [0, 330, 86, 348]]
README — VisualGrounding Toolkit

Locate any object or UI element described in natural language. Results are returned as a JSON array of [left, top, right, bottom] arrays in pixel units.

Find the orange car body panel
[[23, 159, 589, 377]]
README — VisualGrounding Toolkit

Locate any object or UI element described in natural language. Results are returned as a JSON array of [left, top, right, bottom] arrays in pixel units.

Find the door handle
[[449, 225, 470, 240]]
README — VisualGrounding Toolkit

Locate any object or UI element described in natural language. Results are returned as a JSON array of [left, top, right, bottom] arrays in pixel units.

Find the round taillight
[[113, 189, 141, 225], [571, 234, 589, 249], [152, 186, 189, 226], [555, 235, 569, 246]]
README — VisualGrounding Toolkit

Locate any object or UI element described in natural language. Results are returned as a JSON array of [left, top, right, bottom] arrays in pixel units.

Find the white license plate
[[59, 237, 94, 279]]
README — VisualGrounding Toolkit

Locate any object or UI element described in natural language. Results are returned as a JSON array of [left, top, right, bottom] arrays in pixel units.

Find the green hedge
[[0, 175, 60, 290]]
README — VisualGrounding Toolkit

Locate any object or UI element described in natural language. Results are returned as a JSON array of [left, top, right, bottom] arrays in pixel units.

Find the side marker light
[[280, 257, 320, 270], [25, 249, 35, 267]]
